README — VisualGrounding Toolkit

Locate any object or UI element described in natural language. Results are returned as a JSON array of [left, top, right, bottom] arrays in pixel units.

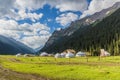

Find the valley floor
[[1, 55, 120, 80], [0, 65, 47, 80]]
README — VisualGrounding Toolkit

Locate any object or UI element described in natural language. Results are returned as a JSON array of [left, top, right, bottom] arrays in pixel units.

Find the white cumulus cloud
[[56, 13, 78, 26], [0, 0, 88, 22], [0, 19, 51, 49], [0, 0, 17, 18], [20, 35, 51, 49], [56, 0, 88, 12], [17, 10, 43, 21], [80, 0, 120, 18], [14, 0, 88, 12]]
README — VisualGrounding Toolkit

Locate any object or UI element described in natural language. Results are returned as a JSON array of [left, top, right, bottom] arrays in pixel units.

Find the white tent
[[100, 49, 110, 57], [61, 52, 66, 58], [104, 51, 110, 56], [48, 54, 54, 57], [16, 53, 22, 57], [24, 54, 35, 57], [54, 53, 61, 58], [40, 52, 48, 57], [65, 52, 74, 58], [76, 51, 86, 57]]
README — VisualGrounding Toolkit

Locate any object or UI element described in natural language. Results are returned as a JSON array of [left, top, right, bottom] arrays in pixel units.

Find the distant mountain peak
[[0, 35, 35, 54]]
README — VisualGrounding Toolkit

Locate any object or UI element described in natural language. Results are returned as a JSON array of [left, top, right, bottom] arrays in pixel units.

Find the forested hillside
[[41, 8, 120, 56], [66, 8, 120, 55]]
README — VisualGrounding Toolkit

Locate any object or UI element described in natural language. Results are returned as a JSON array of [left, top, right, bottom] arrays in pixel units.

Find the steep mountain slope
[[41, 2, 120, 53], [41, 4, 120, 55], [63, 8, 120, 55], [0, 35, 34, 54]]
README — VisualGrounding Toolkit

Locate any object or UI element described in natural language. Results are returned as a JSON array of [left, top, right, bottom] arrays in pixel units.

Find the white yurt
[[24, 54, 34, 57], [16, 53, 22, 57], [61, 52, 66, 58], [65, 52, 74, 58], [104, 51, 110, 56], [54, 53, 61, 58], [100, 49, 110, 57], [64, 49, 76, 54], [40, 52, 48, 57], [48, 54, 54, 57], [76, 51, 86, 57]]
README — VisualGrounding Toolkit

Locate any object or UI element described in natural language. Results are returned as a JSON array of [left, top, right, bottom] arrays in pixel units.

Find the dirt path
[[0, 66, 49, 80]]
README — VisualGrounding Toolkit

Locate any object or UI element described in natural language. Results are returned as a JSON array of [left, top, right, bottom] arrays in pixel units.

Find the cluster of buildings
[[16, 49, 110, 58], [16, 53, 35, 57], [40, 49, 86, 58]]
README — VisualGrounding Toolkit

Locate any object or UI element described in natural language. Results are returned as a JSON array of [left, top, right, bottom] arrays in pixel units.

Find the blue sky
[[0, 0, 119, 50], [17, 3, 83, 33]]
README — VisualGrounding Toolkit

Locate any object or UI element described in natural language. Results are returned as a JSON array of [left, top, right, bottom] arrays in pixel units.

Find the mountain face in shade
[[40, 2, 120, 54], [0, 35, 34, 54]]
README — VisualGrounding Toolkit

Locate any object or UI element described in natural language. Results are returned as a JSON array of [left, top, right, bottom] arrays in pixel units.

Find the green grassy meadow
[[1, 55, 120, 80]]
